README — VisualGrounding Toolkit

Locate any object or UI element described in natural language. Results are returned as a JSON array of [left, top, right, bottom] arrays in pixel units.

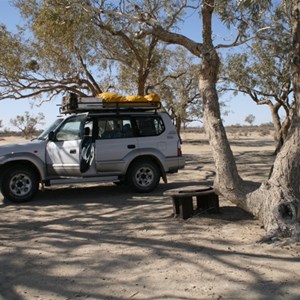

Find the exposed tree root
[[257, 231, 279, 244], [257, 224, 300, 245]]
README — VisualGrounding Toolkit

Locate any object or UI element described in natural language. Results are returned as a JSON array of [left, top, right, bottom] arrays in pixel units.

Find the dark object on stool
[[164, 185, 219, 220]]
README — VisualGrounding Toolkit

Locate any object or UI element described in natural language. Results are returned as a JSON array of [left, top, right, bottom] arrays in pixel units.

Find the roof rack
[[60, 93, 161, 114]]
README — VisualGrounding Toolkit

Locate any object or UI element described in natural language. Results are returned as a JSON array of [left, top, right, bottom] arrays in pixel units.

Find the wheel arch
[[126, 155, 167, 183], [0, 160, 42, 182]]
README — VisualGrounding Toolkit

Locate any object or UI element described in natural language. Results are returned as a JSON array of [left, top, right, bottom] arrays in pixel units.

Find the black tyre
[[1, 165, 39, 203], [127, 159, 160, 193]]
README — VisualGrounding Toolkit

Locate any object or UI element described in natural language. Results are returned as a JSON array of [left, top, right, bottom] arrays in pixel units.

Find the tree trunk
[[200, 0, 243, 199], [271, 103, 284, 155], [269, 101, 292, 155], [199, 0, 300, 239], [175, 116, 182, 134], [138, 68, 147, 96], [248, 117, 300, 235]]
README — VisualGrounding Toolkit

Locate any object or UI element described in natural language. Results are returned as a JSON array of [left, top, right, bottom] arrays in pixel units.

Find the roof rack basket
[[60, 93, 162, 114]]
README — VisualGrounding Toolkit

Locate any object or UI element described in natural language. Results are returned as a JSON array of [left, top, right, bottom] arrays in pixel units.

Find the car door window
[[56, 115, 86, 141]]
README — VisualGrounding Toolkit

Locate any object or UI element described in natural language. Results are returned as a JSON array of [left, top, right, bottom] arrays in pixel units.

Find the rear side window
[[135, 116, 165, 137], [97, 118, 133, 139]]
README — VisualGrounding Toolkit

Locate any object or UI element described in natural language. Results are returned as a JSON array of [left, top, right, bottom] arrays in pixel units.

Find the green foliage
[[222, 3, 293, 97], [2, 0, 110, 99], [30, 0, 98, 71], [0, 25, 26, 76]]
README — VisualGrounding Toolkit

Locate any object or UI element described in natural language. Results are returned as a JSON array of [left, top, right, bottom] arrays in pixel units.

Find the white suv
[[0, 93, 185, 203]]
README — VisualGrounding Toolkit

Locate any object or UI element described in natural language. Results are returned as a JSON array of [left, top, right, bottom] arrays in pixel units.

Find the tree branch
[[75, 48, 102, 95], [77, 3, 204, 58], [215, 26, 271, 50]]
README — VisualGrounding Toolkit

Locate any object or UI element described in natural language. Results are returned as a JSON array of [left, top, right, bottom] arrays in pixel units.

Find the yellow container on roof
[[97, 92, 126, 102], [98, 92, 160, 103]]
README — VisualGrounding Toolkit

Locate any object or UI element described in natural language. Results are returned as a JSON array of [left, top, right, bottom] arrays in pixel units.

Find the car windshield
[[37, 118, 64, 140]]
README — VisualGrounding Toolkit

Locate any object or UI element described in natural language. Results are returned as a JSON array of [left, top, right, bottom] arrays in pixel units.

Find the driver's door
[[46, 115, 86, 177]]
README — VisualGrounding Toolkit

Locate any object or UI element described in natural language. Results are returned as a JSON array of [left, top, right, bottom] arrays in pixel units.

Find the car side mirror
[[48, 131, 56, 141]]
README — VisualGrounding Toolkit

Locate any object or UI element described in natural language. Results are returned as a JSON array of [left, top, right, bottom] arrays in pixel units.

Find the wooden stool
[[164, 185, 219, 220]]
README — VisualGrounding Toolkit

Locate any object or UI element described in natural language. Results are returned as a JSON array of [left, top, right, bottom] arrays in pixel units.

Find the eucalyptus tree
[[81, 0, 300, 241], [222, 6, 293, 153]]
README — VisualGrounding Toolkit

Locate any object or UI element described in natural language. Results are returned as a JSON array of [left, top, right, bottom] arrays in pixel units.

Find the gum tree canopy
[[78, 0, 300, 241]]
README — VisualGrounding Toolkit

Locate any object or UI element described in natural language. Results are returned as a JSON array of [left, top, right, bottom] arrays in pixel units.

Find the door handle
[[127, 144, 136, 149], [70, 149, 76, 154]]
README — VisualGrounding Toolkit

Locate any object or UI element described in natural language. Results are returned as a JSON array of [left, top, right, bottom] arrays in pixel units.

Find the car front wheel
[[127, 159, 160, 193], [1, 165, 39, 203]]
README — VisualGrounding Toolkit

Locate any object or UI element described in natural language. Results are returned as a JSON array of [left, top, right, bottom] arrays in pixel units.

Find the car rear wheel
[[1, 165, 39, 203], [127, 159, 160, 193]]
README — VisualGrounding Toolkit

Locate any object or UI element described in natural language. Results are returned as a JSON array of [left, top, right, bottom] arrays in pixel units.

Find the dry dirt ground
[[0, 132, 300, 300]]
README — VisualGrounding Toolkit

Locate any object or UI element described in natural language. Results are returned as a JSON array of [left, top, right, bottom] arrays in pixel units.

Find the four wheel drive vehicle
[[0, 93, 185, 203]]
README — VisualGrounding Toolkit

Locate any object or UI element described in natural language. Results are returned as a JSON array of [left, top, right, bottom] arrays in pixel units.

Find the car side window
[[97, 118, 133, 139], [56, 115, 86, 141], [136, 116, 165, 136]]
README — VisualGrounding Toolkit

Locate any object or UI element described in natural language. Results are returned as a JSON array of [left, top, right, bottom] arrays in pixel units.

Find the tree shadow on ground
[[1, 183, 299, 299]]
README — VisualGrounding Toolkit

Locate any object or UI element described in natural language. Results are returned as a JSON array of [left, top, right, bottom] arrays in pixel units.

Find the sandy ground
[[0, 132, 300, 300]]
